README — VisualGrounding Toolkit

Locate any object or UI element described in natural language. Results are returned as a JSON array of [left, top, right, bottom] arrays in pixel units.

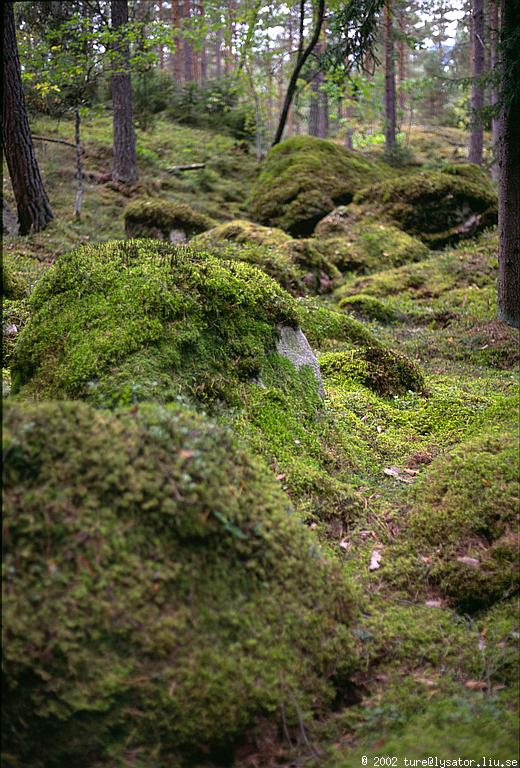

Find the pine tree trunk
[[111, 0, 137, 184], [384, 0, 397, 151], [74, 108, 83, 218], [183, 0, 193, 81], [468, 0, 485, 164], [489, 0, 500, 180], [398, 10, 406, 120], [497, 0, 520, 328], [172, 0, 182, 82], [215, 27, 223, 78], [2, 1, 53, 235]]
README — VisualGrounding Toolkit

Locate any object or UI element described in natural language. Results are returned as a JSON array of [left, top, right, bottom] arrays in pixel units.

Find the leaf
[[457, 556, 480, 568], [465, 680, 487, 690], [369, 548, 383, 571]]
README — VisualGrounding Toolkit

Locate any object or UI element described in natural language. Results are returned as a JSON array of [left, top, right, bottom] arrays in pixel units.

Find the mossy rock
[[191, 219, 339, 295], [11, 239, 302, 406], [2, 399, 355, 767], [2, 256, 28, 300], [338, 293, 400, 323], [354, 170, 497, 247], [124, 198, 214, 242], [319, 347, 426, 397], [313, 205, 429, 273], [297, 301, 381, 350], [249, 136, 392, 236], [385, 404, 520, 611]]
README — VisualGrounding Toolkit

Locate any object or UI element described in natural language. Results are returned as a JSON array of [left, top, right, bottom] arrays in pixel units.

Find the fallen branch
[[166, 163, 205, 173], [32, 135, 78, 149]]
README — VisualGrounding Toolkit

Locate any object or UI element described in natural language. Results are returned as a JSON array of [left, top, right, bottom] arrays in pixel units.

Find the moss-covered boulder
[[124, 198, 213, 242], [312, 204, 429, 273], [249, 136, 392, 236], [320, 347, 426, 397], [11, 239, 308, 405], [338, 293, 400, 323], [2, 399, 355, 767], [191, 219, 340, 294], [385, 404, 520, 611], [354, 169, 497, 247]]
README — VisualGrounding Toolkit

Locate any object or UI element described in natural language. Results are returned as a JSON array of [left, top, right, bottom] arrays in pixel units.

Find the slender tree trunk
[[384, 0, 397, 150], [468, 0, 485, 164], [215, 27, 223, 78], [497, 0, 520, 328], [489, 0, 500, 180], [111, 0, 137, 183], [398, 10, 406, 122], [272, 0, 325, 146], [308, 14, 327, 138], [2, 1, 53, 234], [74, 108, 83, 218], [199, 0, 207, 82], [183, 0, 193, 81], [172, 0, 182, 83]]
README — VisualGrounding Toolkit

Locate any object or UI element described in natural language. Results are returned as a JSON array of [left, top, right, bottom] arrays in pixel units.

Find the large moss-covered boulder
[[354, 169, 497, 247], [124, 198, 213, 242], [2, 399, 355, 767], [191, 219, 339, 294], [11, 239, 311, 405], [385, 404, 519, 611], [319, 347, 426, 397], [249, 136, 392, 236], [313, 204, 429, 274]]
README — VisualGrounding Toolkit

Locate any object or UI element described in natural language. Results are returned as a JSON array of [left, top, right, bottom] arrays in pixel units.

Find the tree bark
[[111, 0, 137, 184], [272, 0, 325, 146], [2, 1, 53, 235], [384, 0, 397, 150], [497, 0, 520, 328], [172, 0, 182, 82], [74, 108, 83, 218], [489, 0, 500, 179], [183, 0, 193, 81], [468, 0, 485, 164]]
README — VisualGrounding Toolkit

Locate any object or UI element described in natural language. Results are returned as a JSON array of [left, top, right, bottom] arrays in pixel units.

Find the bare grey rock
[[276, 325, 324, 398]]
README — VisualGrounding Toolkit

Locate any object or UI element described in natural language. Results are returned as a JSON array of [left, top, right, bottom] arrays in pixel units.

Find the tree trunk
[[497, 0, 520, 328], [489, 0, 500, 180], [398, 9, 406, 121], [74, 108, 83, 218], [215, 27, 223, 78], [183, 0, 193, 81], [172, 0, 182, 82], [272, 0, 325, 146], [2, 1, 53, 235], [384, 0, 397, 150], [468, 0, 485, 164], [111, 0, 137, 184]]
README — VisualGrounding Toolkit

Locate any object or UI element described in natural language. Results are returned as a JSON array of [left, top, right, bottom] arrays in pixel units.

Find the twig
[[32, 135, 78, 149]]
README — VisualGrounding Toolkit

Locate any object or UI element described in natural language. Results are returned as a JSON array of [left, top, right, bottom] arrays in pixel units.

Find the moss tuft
[[355, 169, 497, 247], [191, 219, 339, 294], [124, 198, 214, 241], [11, 239, 299, 406], [2, 399, 355, 767], [249, 136, 393, 236], [2, 256, 28, 300], [319, 347, 426, 397], [313, 205, 429, 273], [338, 294, 399, 323], [385, 402, 520, 611]]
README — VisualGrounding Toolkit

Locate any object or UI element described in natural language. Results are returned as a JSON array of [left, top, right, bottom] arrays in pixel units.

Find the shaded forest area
[[2, 1, 520, 767]]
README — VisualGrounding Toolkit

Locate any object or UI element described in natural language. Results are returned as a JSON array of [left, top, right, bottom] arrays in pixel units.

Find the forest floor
[[3, 114, 519, 767]]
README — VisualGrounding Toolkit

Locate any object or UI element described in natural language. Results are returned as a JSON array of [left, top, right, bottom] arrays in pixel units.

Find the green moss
[[124, 198, 214, 240], [384, 402, 520, 611], [191, 219, 340, 295], [338, 693, 519, 765], [314, 205, 429, 273], [355, 170, 498, 247], [2, 298, 30, 371], [338, 294, 399, 323], [319, 348, 426, 397], [2, 256, 28, 300], [2, 399, 355, 767], [249, 136, 393, 236], [11, 239, 299, 406], [298, 301, 380, 350]]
